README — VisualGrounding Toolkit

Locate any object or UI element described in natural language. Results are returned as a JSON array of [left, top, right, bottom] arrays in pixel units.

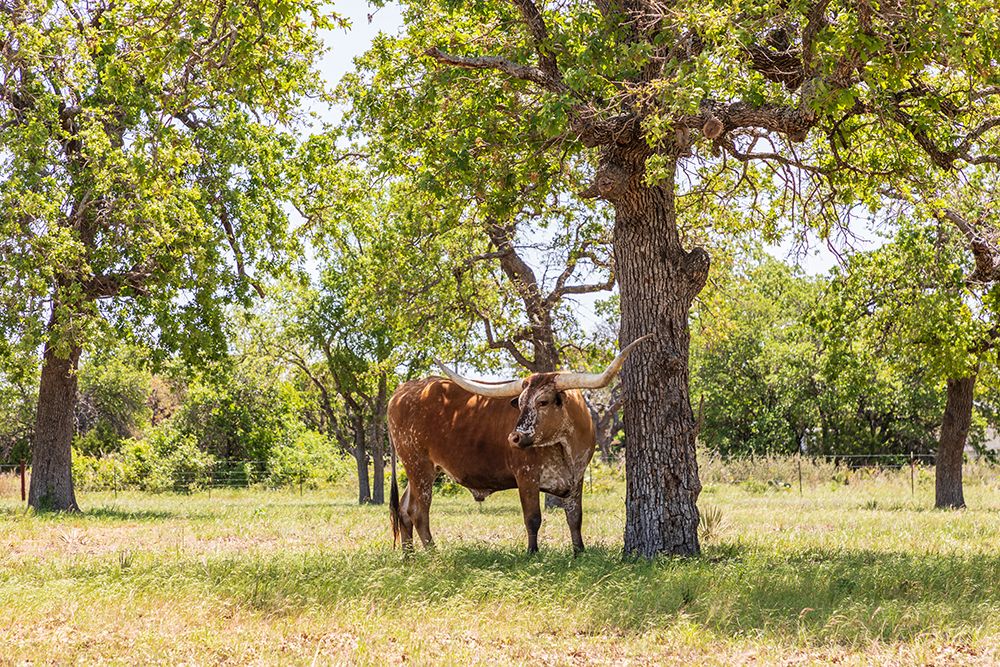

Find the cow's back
[[388, 377, 519, 490]]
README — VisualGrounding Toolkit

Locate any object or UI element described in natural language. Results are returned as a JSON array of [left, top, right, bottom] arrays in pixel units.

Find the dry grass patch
[[0, 470, 998, 664]]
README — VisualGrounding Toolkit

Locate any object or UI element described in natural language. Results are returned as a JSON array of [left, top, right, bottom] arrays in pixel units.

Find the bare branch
[[938, 207, 1000, 284], [477, 308, 537, 370], [84, 256, 164, 298], [686, 101, 815, 143], [720, 135, 830, 174], [556, 277, 616, 298], [425, 47, 568, 95]]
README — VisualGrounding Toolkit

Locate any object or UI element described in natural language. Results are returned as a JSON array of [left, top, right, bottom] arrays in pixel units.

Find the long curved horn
[[434, 359, 524, 398], [553, 334, 654, 391]]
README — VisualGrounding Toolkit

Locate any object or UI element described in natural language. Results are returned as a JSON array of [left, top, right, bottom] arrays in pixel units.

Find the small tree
[[75, 346, 153, 456], [822, 200, 1000, 508]]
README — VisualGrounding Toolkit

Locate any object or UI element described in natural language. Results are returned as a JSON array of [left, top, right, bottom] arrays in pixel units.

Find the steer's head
[[508, 374, 564, 449], [435, 335, 653, 449]]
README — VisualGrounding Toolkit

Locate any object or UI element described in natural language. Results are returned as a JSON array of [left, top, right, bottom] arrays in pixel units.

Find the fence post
[[19, 460, 26, 502], [797, 454, 803, 497], [909, 450, 915, 496], [113, 463, 118, 499]]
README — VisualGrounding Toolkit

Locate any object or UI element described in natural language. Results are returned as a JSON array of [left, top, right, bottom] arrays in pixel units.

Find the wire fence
[[700, 452, 941, 497], [0, 459, 332, 500], [4, 450, 991, 504]]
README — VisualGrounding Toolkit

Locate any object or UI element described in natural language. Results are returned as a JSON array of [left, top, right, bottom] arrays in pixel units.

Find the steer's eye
[[537, 400, 549, 407]]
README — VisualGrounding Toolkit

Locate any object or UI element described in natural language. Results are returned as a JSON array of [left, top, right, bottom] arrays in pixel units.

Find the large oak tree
[[350, 0, 1000, 555]]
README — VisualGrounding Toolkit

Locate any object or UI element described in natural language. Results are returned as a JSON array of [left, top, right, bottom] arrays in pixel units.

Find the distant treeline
[[4, 255, 995, 485]]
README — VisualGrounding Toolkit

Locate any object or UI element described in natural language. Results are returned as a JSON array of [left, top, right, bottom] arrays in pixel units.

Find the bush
[[151, 429, 215, 492], [75, 348, 153, 455], [173, 367, 301, 463], [267, 430, 351, 489], [73, 451, 120, 491], [74, 424, 216, 493]]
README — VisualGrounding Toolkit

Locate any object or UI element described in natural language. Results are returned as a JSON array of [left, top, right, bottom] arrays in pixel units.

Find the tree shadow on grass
[[187, 540, 1000, 645], [85, 506, 205, 521], [0, 505, 203, 522], [431, 502, 522, 517]]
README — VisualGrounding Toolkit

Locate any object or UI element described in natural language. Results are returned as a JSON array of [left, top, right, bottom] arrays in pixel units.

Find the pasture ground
[[1, 465, 998, 665]]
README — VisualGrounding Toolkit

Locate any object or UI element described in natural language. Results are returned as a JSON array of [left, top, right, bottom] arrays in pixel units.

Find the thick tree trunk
[[29, 341, 82, 512], [936, 375, 974, 509], [352, 415, 371, 504], [611, 157, 708, 558]]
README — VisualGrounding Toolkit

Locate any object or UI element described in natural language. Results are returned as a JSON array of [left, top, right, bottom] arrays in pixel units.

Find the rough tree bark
[[936, 375, 974, 509], [28, 337, 82, 512], [610, 156, 708, 558], [351, 414, 372, 504]]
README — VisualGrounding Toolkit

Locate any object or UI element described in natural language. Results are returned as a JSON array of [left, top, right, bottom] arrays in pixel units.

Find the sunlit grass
[[0, 467, 998, 664]]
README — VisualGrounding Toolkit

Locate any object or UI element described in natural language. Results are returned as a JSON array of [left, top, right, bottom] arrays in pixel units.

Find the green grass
[[1, 469, 999, 665]]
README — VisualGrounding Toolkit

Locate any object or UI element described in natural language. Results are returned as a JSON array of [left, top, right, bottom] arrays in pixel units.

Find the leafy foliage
[[74, 346, 153, 456], [692, 257, 950, 456], [0, 0, 334, 357]]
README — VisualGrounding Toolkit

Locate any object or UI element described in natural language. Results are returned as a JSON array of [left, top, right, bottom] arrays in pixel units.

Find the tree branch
[[509, 0, 560, 83], [84, 257, 162, 298], [938, 207, 1000, 284], [477, 308, 537, 370], [425, 47, 569, 95]]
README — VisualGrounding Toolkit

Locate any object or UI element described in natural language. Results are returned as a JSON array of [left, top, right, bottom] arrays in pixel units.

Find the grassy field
[[1, 465, 999, 665]]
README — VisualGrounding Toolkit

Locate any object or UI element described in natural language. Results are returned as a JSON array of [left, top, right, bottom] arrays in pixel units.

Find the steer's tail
[[388, 431, 400, 548]]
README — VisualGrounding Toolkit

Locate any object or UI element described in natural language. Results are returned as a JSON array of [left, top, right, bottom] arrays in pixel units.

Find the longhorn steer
[[387, 338, 649, 553]]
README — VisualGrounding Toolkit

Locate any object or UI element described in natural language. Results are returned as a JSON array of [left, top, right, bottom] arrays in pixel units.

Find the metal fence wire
[[0, 451, 980, 502], [0, 458, 322, 498]]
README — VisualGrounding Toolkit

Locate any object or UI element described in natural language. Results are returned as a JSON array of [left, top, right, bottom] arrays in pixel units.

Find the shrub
[[73, 424, 215, 493], [152, 430, 215, 493], [72, 451, 120, 491], [267, 430, 351, 489]]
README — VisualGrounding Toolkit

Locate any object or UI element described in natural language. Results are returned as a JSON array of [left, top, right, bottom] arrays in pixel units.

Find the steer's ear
[[510, 397, 519, 408]]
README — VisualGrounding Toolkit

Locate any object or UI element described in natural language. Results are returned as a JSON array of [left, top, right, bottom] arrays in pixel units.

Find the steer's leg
[[404, 463, 436, 549], [517, 482, 542, 554], [563, 479, 585, 554], [398, 485, 415, 551]]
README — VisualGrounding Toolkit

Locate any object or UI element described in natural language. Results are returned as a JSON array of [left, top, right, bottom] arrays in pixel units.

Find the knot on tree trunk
[[702, 116, 724, 140], [683, 247, 710, 301], [581, 163, 633, 202], [654, 351, 685, 377]]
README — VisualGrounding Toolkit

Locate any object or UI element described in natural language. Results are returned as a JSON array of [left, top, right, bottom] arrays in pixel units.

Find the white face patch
[[515, 403, 538, 436]]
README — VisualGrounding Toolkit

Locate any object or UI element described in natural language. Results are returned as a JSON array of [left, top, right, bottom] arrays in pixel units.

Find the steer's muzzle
[[508, 431, 534, 449]]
